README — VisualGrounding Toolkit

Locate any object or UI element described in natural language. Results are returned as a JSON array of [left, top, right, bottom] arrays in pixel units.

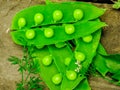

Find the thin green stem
[[22, 70, 24, 86], [25, 71, 31, 83]]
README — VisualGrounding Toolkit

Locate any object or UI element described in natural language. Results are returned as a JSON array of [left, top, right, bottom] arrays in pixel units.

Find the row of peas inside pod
[[10, 1, 108, 90]]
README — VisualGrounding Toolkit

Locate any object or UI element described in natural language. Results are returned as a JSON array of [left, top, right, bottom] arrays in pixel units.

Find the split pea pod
[[73, 30, 102, 75], [11, 2, 105, 30], [32, 47, 61, 90], [48, 45, 85, 90], [11, 20, 106, 47], [10, 1, 107, 90]]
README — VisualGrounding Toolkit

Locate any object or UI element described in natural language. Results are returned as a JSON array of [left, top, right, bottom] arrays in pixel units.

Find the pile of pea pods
[[10, 1, 120, 90]]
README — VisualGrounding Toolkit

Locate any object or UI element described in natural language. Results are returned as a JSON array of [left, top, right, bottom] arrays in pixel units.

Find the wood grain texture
[[0, 0, 120, 90]]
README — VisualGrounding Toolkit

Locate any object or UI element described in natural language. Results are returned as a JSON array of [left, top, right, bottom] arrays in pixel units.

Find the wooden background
[[0, 0, 120, 90]]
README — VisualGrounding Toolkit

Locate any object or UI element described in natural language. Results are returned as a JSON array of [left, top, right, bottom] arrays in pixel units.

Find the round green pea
[[42, 55, 53, 66], [53, 10, 63, 22], [25, 29, 35, 39], [82, 35, 93, 43], [18, 18, 26, 28], [65, 24, 75, 35], [66, 70, 77, 81], [36, 45, 44, 49], [34, 13, 44, 25], [75, 51, 85, 62], [55, 42, 66, 48], [44, 28, 54, 38], [52, 73, 62, 85], [64, 57, 71, 66], [73, 9, 83, 21]]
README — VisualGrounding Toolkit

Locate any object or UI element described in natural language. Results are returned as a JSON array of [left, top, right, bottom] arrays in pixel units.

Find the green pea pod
[[48, 45, 73, 74], [74, 30, 101, 75], [32, 47, 60, 90], [61, 75, 85, 90], [74, 78, 91, 90], [48, 44, 85, 90], [112, 71, 120, 81], [102, 54, 120, 74], [60, 30, 101, 90], [11, 2, 105, 30], [10, 1, 108, 90], [93, 44, 120, 81], [93, 44, 109, 76], [93, 53, 109, 76], [11, 20, 106, 46]]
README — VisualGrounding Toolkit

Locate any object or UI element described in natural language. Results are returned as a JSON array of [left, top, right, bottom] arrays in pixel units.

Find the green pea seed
[[52, 73, 62, 85], [53, 10, 63, 22], [44, 28, 54, 38], [64, 57, 71, 66], [75, 51, 85, 62], [42, 55, 53, 66], [82, 35, 93, 43], [25, 29, 35, 39], [55, 42, 66, 48], [73, 9, 83, 21], [34, 13, 44, 25], [18, 18, 26, 28], [36, 45, 44, 49], [65, 24, 75, 35], [66, 70, 77, 80]]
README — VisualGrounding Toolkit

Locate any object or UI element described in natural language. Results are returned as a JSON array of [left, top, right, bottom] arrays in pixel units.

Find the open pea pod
[[48, 45, 72, 74], [48, 44, 85, 90], [11, 1, 105, 30], [11, 20, 106, 46], [10, 1, 107, 90], [32, 47, 61, 90], [67, 30, 101, 75], [59, 30, 101, 90]]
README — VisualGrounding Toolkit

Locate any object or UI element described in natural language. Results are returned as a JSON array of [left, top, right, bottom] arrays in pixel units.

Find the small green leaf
[[8, 56, 20, 65]]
